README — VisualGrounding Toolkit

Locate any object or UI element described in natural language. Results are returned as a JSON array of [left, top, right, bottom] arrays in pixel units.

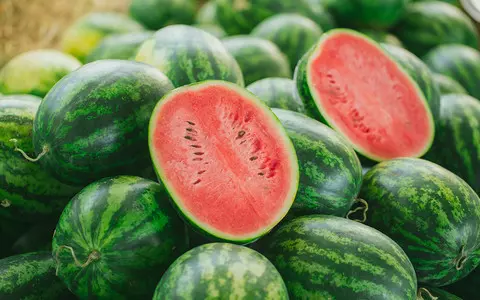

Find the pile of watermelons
[[1, 0, 480, 299]]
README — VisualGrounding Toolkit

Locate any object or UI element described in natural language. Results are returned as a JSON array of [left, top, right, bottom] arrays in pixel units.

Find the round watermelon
[[432, 74, 467, 95], [247, 78, 305, 113], [129, 0, 195, 29], [85, 31, 153, 62]]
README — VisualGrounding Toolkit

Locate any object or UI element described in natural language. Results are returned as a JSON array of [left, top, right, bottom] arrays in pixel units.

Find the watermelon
[[361, 158, 480, 286], [149, 81, 299, 243], [359, 30, 403, 47], [260, 215, 418, 299], [196, 1, 219, 25], [294, 29, 435, 162], [53, 176, 189, 299], [393, 1, 479, 57], [222, 36, 291, 85], [135, 25, 244, 88], [417, 286, 461, 300], [193, 24, 227, 39], [153, 243, 289, 299], [444, 267, 479, 299], [129, 0, 195, 30], [272, 109, 363, 218], [0, 252, 74, 299], [0, 95, 81, 221], [0, 50, 81, 97], [247, 78, 305, 113], [32, 60, 174, 186], [85, 31, 153, 62], [433, 74, 467, 95], [252, 14, 323, 71], [425, 94, 480, 195], [61, 12, 144, 62], [423, 44, 480, 100]]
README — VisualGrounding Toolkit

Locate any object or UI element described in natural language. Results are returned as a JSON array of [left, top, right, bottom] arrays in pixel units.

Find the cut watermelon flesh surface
[[149, 81, 298, 242], [307, 31, 434, 161]]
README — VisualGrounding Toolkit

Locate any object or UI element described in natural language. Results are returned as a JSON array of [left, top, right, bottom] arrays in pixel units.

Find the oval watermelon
[[129, 0, 196, 29], [85, 31, 153, 62], [433, 74, 467, 95], [247, 78, 305, 113]]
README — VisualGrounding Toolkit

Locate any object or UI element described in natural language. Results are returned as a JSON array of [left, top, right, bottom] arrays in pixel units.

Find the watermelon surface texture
[[433, 74, 467, 95], [359, 30, 403, 47], [153, 243, 289, 299], [424, 44, 480, 100], [129, 0, 196, 29], [295, 29, 435, 162], [247, 78, 305, 113], [136, 25, 244, 88], [273, 109, 362, 218], [85, 31, 153, 62], [444, 267, 479, 299], [32, 60, 174, 186], [260, 215, 418, 299], [222, 36, 291, 85], [361, 158, 480, 286], [52, 176, 189, 299], [149, 81, 299, 243], [0, 50, 81, 97]]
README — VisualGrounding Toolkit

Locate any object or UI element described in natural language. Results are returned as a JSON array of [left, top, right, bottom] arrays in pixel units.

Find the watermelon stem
[[0, 199, 11, 208], [454, 246, 467, 271], [55, 245, 101, 275], [346, 198, 369, 223], [417, 287, 439, 300], [9, 139, 49, 162]]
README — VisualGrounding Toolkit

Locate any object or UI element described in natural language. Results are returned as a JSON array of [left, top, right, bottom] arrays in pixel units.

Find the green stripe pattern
[[425, 94, 480, 195], [129, 0, 195, 30], [85, 31, 153, 62], [393, 1, 479, 57], [154, 243, 288, 299], [444, 267, 479, 299], [252, 14, 323, 72], [424, 44, 480, 100], [222, 36, 291, 85], [0, 251, 74, 299], [33, 60, 174, 186], [361, 158, 480, 286], [247, 78, 305, 113], [433, 73, 467, 95], [273, 109, 362, 218], [135, 25, 244, 88], [52, 176, 189, 300], [260, 215, 417, 299]]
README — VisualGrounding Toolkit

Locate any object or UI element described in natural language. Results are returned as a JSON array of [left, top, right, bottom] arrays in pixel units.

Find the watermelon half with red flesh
[[149, 81, 299, 243], [296, 29, 435, 161]]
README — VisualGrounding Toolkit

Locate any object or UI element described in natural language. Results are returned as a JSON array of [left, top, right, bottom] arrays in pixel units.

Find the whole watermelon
[[129, 0, 195, 29], [86, 31, 153, 62], [361, 158, 480, 286], [53, 176, 189, 299], [247, 78, 305, 113], [32, 60, 174, 185], [433, 74, 467, 95]]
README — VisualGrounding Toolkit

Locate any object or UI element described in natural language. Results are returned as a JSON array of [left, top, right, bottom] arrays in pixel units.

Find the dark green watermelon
[[85, 31, 153, 62], [129, 0, 196, 29], [53, 176, 189, 299], [252, 14, 323, 71], [247, 78, 305, 113], [359, 29, 403, 47], [135, 25, 244, 87], [433, 74, 467, 95], [260, 215, 418, 299], [361, 158, 480, 286], [154, 243, 289, 299], [222, 36, 291, 85], [273, 109, 362, 218], [0, 252, 74, 299], [423, 44, 480, 100], [417, 286, 462, 300], [393, 1, 479, 57], [32, 60, 174, 186], [444, 267, 479, 299]]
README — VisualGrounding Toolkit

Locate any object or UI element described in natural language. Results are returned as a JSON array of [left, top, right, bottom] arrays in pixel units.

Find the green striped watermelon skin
[[294, 48, 322, 121], [425, 94, 480, 196], [393, 1, 479, 57], [361, 158, 480, 286], [129, 0, 195, 30], [273, 109, 362, 218], [359, 30, 403, 47], [424, 44, 480, 100], [85, 31, 153, 62], [418, 286, 462, 300], [0, 95, 81, 221], [135, 25, 244, 88], [247, 78, 305, 113], [222, 36, 291, 86], [52, 176, 189, 300], [252, 14, 323, 71], [154, 243, 289, 299], [0, 251, 74, 300], [32, 60, 174, 186], [260, 215, 417, 299], [433, 73, 467, 95], [444, 267, 479, 299]]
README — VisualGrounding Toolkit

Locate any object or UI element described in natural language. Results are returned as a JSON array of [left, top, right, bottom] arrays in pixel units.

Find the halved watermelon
[[295, 29, 435, 162], [149, 81, 299, 243]]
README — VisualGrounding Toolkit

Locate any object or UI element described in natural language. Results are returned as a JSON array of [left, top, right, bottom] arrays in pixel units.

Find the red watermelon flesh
[[306, 30, 434, 161], [149, 81, 299, 243]]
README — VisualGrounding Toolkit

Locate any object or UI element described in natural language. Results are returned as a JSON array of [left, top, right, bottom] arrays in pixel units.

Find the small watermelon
[[260, 215, 418, 299], [129, 0, 195, 29], [222, 36, 291, 85], [361, 158, 480, 286], [149, 81, 299, 243], [85, 31, 153, 62], [359, 29, 403, 47], [252, 14, 323, 71], [247, 78, 305, 113], [32, 60, 174, 185], [0, 50, 81, 97], [153, 243, 289, 299], [193, 24, 227, 39], [444, 267, 479, 299], [53, 176, 189, 299], [196, 1, 219, 25], [417, 286, 462, 300], [136, 25, 244, 87], [433, 74, 467, 95]]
